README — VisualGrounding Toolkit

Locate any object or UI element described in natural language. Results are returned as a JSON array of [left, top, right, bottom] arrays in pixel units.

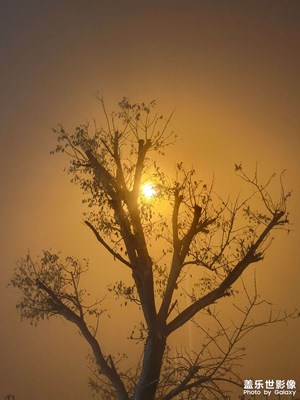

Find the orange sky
[[0, 2, 299, 399]]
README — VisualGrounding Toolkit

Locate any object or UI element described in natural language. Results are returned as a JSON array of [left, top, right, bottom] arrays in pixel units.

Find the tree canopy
[[11, 98, 295, 400]]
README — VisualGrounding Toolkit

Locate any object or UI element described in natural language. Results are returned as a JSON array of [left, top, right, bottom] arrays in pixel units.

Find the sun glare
[[142, 183, 156, 199]]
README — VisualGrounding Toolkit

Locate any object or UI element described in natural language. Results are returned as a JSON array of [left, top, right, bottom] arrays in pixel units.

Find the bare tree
[[10, 98, 296, 400]]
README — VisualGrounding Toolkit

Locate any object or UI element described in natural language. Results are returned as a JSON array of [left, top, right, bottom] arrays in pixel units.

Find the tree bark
[[132, 332, 166, 400]]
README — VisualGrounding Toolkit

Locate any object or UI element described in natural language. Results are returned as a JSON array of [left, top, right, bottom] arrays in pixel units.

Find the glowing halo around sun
[[141, 182, 156, 199]]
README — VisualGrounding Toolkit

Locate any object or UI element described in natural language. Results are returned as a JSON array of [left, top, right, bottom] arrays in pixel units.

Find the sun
[[142, 182, 156, 199]]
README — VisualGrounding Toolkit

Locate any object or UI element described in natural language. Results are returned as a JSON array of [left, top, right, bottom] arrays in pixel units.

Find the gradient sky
[[0, 1, 299, 399]]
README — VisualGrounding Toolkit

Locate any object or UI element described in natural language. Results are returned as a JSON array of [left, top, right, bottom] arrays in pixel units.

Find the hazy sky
[[0, 1, 299, 399]]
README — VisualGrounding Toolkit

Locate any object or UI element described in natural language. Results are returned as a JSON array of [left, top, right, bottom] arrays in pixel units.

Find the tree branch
[[172, 190, 182, 249], [179, 205, 202, 262], [166, 210, 287, 335], [84, 220, 132, 269], [36, 279, 129, 400], [132, 139, 152, 199], [158, 204, 202, 322]]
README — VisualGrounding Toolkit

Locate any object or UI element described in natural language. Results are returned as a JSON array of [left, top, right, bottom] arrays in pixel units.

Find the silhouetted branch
[[85, 220, 132, 268]]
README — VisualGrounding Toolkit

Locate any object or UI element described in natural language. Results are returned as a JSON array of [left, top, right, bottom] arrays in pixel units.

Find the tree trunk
[[132, 333, 166, 400]]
